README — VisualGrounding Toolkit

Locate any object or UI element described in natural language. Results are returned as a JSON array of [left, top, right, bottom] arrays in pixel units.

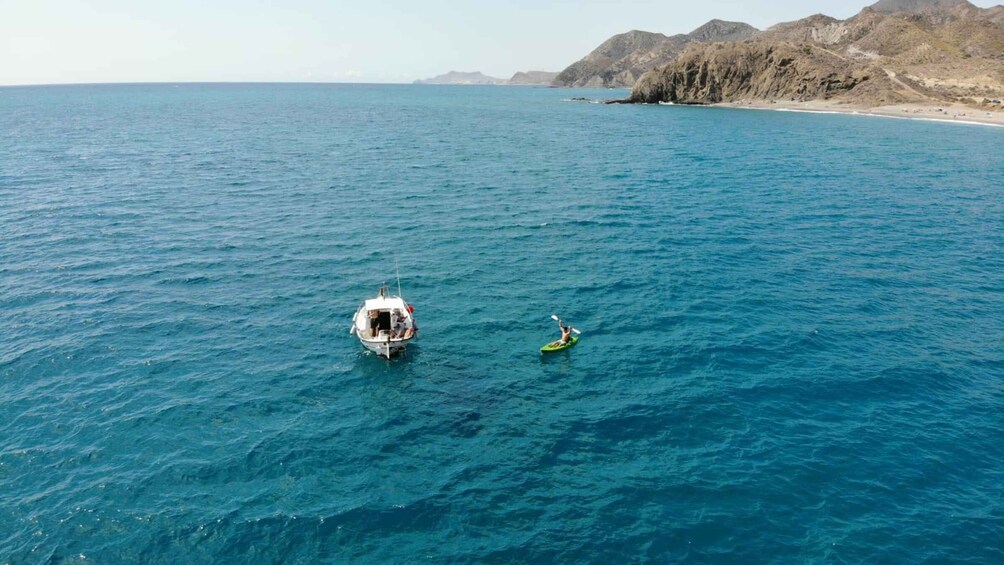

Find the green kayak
[[540, 336, 578, 353]]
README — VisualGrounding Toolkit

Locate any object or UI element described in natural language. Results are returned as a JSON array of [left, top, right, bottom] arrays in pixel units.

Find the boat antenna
[[395, 256, 403, 300]]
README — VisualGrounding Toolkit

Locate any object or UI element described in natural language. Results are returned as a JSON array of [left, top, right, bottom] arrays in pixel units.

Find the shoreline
[[715, 100, 1004, 128]]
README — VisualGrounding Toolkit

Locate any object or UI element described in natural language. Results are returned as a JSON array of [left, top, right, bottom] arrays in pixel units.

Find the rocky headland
[[627, 0, 1004, 109], [552, 0, 1003, 115], [629, 42, 894, 105]]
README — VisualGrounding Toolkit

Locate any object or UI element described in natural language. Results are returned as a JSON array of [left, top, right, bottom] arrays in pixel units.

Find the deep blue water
[[2, 83, 1003, 563]]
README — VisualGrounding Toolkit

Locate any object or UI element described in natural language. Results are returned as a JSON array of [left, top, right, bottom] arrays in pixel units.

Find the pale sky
[[0, 0, 999, 85]]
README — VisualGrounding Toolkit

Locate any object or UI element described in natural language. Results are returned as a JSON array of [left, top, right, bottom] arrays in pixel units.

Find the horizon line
[[0, 80, 597, 89], [0, 80, 413, 88]]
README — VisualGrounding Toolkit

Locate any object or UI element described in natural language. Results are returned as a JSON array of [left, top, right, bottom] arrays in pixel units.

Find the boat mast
[[395, 256, 403, 300]]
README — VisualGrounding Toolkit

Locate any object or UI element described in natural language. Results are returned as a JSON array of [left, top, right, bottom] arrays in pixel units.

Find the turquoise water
[[2, 83, 1003, 562]]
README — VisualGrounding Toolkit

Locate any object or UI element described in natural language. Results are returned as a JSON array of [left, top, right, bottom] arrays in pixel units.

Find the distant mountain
[[630, 0, 1004, 107], [553, 20, 759, 88], [414, 71, 507, 85], [414, 70, 559, 86], [507, 70, 560, 86]]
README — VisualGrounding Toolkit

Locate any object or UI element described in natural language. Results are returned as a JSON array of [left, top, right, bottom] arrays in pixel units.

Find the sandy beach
[[717, 100, 1004, 128]]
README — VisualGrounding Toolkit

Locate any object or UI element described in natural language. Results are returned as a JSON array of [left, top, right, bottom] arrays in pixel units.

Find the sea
[[2, 83, 1002, 563]]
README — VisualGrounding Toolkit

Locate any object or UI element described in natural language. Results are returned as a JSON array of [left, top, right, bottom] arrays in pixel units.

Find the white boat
[[350, 285, 418, 358]]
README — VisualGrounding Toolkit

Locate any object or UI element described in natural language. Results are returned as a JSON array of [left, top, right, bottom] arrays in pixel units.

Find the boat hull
[[540, 336, 578, 353], [358, 336, 414, 358]]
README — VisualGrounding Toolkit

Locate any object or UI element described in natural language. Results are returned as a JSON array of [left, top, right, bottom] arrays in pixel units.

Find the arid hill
[[553, 20, 759, 88], [630, 0, 1004, 107]]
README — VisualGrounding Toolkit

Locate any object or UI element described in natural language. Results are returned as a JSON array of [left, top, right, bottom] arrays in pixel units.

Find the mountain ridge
[[870, 0, 973, 13], [414, 70, 559, 86], [414, 71, 507, 85], [552, 21, 759, 88]]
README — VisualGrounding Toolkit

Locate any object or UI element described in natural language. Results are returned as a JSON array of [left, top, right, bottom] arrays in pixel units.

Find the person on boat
[[557, 322, 572, 345], [391, 310, 410, 339], [392, 322, 405, 339], [389, 310, 402, 336]]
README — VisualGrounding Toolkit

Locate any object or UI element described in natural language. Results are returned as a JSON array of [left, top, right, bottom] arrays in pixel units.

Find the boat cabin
[[355, 294, 415, 341]]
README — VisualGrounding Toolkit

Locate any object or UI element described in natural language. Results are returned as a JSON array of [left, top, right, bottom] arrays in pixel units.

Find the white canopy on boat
[[363, 296, 408, 312]]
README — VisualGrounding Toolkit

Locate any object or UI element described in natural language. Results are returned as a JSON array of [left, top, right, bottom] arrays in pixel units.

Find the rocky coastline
[[562, 0, 1004, 113]]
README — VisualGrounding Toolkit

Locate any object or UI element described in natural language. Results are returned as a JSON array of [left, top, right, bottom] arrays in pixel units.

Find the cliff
[[630, 42, 900, 104]]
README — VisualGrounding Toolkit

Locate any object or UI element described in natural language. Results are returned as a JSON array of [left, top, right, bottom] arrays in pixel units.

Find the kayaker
[[558, 322, 572, 345]]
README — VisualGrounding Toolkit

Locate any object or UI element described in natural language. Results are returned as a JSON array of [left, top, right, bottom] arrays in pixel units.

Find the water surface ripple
[[1, 84, 1003, 562]]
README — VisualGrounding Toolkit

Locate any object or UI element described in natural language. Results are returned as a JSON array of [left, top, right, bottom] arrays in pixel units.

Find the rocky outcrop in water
[[630, 42, 895, 104]]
